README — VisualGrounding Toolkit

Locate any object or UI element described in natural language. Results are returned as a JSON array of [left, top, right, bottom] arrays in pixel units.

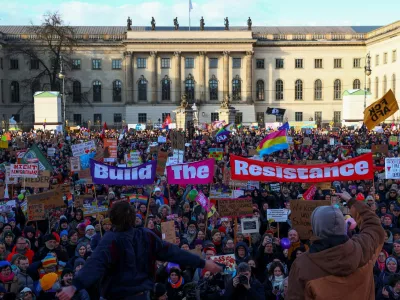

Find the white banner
[[386, 158, 400, 179], [71, 141, 96, 157], [47, 148, 56, 157], [10, 164, 39, 178]]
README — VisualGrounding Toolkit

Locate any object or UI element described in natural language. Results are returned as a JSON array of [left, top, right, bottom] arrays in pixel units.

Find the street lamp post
[[364, 52, 372, 110], [58, 56, 66, 132]]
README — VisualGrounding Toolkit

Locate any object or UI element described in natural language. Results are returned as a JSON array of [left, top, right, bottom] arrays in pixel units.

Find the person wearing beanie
[[287, 191, 385, 300], [73, 258, 85, 273], [6, 236, 35, 264], [166, 267, 185, 300], [234, 242, 250, 265], [23, 226, 38, 252], [58, 216, 70, 232], [2, 231, 15, 253], [18, 287, 35, 300], [60, 230, 69, 248], [0, 261, 19, 294], [33, 234, 68, 263], [77, 225, 96, 245], [76, 223, 86, 239], [38, 272, 60, 299]]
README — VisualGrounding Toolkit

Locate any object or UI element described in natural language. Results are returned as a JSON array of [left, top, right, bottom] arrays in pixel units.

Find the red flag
[[303, 185, 317, 200], [163, 116, 172, 129], [103, 122, 108, 130]]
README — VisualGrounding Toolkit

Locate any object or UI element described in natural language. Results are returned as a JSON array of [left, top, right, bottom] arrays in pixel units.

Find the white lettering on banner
[[170, 164, 210, 180], [234, 160, 369, 180], [94, 163, 152, 180]]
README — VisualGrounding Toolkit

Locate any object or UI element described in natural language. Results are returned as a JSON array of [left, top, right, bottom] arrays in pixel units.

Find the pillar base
[[173, 108, 193, 131], [217, 108, 236, 124]]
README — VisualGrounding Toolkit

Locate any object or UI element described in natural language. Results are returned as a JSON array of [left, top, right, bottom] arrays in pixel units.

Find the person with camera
[[223, 262, 264, 300]]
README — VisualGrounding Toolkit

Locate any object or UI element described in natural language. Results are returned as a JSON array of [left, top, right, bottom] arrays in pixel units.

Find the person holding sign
[[287, 192, 384, 300]]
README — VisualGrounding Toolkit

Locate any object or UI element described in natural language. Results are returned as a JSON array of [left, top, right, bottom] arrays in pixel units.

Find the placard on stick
[[27, 203, 45, 221], [27, 188, 64, 210], [156, 151, 168, 176], [290, 200, 330, 239], [161, 220, 176, 244], [25, 171, 51, 188], [217, 198, 253, 217]]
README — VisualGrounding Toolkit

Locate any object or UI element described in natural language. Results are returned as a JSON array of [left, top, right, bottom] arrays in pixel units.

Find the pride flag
[[127, 194, 148, 205], [256, 129, 288, 156]]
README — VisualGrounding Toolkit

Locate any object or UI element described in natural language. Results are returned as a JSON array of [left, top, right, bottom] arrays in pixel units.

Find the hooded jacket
[[7, 246, 35, 264], [287, 199, 385, 300], [234, 242, 250, 265]]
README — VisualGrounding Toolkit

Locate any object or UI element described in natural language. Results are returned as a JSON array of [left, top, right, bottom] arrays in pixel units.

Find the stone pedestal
[[174, 107, 193, 130], [217, 107, 236, 124]]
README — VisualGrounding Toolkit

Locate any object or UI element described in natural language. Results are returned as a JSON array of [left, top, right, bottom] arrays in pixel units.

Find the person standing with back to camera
[[57, 201, 222, 300], [287, 191, 384, 299]]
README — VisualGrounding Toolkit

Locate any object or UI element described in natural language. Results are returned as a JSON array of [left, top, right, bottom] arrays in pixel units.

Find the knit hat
[[311, 205, 345, 239], [218, 227, 226, 234], [153, 283, 167, 298], [194, 239, 203, 246], [102, 218, 112, 225], [85, 225, 95, 232], [77, 223, 86, 230], [41, 254, 57, 268], [3, 231, 14, 239], [169, 267, 181, 277], [61, 268, 73, 279], [203, 247, 216, 255], [60, 216, 68, 224], [211, 229, 220, 237], [52, 232, 60, 243], [386, 256, 397, 267], [40, 272, 58, 291], [60, 230, 68, 238], [384, 214, 393, 221], [74, 258, 85, 269], [24, 226, 35, 235], [136, 214, 143, 220], [356, 193, 365, 201], [8, 218, 15, 223], [0, 261, 10, 270], [43, 234, 56, 243]]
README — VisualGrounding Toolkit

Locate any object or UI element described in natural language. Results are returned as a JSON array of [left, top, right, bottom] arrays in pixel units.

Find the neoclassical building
[[0, 19, 399, 128]]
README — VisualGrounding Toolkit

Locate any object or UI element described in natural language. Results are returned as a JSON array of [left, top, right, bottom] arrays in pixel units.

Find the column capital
[[150, 51, 157, 57], [174, 51, 181, 57], [223, 51, 230, 57], [199, 51, 206, 56], [246, 51, 254, 56], [124, 51, 132, 57]]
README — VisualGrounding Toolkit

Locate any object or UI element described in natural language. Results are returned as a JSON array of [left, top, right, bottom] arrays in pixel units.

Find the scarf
[[377, 260, 386, 272], [0, 272, 14, 283], [270, 275, 285, 291], [389, 286, 400, 299], [168, 276, 184, 289]]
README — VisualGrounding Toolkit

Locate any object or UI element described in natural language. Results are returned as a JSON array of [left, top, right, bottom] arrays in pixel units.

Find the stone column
[[246, 51, 254, 103], [223, 51, 230, 99], [124, 51, 133, 104], [149, 51, 157, 104], [199, 52, 206, 103], [174, 51, 181, 104]]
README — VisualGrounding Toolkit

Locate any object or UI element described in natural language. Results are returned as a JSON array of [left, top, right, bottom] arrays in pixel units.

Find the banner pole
[[144, 190, 151, 225]]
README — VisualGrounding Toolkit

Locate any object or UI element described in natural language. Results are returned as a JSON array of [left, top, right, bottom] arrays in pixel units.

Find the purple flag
[[90, 159, 156, 185]]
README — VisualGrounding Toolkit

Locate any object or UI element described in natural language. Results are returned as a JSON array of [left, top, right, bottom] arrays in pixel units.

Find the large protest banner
[[364, 89, 398, 130], [166, 159, 214, 185], [230, 153, 374, 183], [290, 200, 331, 239]]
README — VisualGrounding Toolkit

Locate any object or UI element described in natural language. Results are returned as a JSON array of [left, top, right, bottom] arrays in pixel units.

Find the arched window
[[113, 80, 122, 102], [256, 80, 264, 101], [232, 75, 241, 100], [383, 75, 387, 94], [72, 81, 81, 102], [138, 76, 147, 101], [295, 79, 303, 100], [275, 79, 283, 100], [161, 76, 171, 101], [10, 81, 19, 103], [93, 80, 102, 102], [185, 74, 195, 101], [31, 80, 40, 102], [375, 77, 379, 98], [314, 79, 322, 100], [209, 75, 218, 101], [334, 79, 342, 100], [393, 74, 396, 96], [353, 79, 361, 90]]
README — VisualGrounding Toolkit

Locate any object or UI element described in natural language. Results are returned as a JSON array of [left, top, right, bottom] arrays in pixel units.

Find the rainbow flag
[[257, 129, 288, 156], [127, 194, 148, 205]]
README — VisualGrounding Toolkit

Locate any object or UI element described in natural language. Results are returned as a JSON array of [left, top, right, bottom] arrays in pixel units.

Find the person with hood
[[235, 242, 250, 265], [23, 226, 38, 252], [377, 257, 398, 290], [384, 230, 395, 254], [375, 250, 389, 273], [67, 243, 87, 270], [166, 267, 185, 300], [376, 273, 400, 300], [287, 192, 385, 300], [7, 236, 34, 264]]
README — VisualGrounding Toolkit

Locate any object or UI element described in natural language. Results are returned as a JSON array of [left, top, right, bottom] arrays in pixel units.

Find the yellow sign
[[364, 89, 398, 130]]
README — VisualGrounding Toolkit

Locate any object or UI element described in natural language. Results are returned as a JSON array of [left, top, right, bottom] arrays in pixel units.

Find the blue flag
[[278, 122, 290, 131]]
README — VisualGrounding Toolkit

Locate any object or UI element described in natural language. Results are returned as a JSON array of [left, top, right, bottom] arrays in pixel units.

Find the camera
[[238, 275, 248, 285], [274, 285, 280, 290]]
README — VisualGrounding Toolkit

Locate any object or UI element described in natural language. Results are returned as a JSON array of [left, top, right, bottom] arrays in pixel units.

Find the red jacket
[[7, 246, 35, 264]]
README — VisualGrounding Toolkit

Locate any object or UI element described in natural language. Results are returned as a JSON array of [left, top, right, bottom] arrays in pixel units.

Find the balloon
[[188, 189, 198, 201], [280, 237, 291, 250], [166, 262, 180, 273], [18, 194, 24, 201]]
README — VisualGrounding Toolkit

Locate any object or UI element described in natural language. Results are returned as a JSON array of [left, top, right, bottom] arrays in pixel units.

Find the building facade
[[0, 20, 399, 128]]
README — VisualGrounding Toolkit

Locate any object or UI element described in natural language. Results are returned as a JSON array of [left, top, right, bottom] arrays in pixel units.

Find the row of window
[[375, 50, 397, 66]]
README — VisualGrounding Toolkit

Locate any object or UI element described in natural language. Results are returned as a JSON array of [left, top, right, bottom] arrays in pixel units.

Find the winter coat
[[223, 276, 265, 300], [7, 246, 35, 264], [234, 242, 250, 265], [16, 270, 34, 292], [286, 199, 385, 300]]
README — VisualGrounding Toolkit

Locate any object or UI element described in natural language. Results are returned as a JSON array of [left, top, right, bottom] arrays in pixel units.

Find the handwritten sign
[[27, 188, 64, 210], [267, 209, 289, 222], [390, 136, 398, 146], [364, 89, 398, 130], [5, 166, 18, 185], [103, 139, 118, 161], [386, 158, 400, 179], [10, 164, 39, 178], [171, 131, 185, 150], [47, 148, 56, 157], [372, 144, 388, 154], [217, 198, 253, 217], [161, 220, 176, 244], [25, 171, 50, 188], [209, 148, 223, 161], [70, 157, 81, 172], [156, 150, 168, 176], [290, 200, 331, 239], [71, 141, 96, 157], [27, 203, 46, 221]]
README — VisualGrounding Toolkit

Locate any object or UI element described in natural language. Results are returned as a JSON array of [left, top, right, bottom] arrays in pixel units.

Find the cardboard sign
[[306, 160, 324, 165], [267, 209, 289, 222], [290, 200, 331, 239], [209, 148, 223, 161], [372, 144, 388, 154], [171, 131, 185, 150], [157, 136, 167, 143], [82, 195, 108, 216], [27, 203, 46, 221], [302, 137, 312, 146], [103, 139, 118, 161], [25, 171, 51, 188], [47, 148, 56, 157], [364, 89, 398, 130], [161, 220, 176, 244], [27, 188, 64, 210], [10, 164, 39, 178], [5, 166, 18, 185], [386, 158, 400, 179], [156, 150, 168, 176], [241, 217, 260, 234], [217, 198, 253, 217], [77, 169, 93, 184], [71, 141, 96, 157], [70, 157, 81, 172]]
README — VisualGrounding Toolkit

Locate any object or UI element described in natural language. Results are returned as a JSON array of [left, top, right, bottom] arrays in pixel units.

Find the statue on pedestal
[[200, 17, 205, 31], [179, 94, 188, 109], [224, 17, 229, 30], [174, 17, 179, 30], [127, 17, 132, 31], [151, 17, 156, 30], [247, 17, 252, 30], [220, 95, 230, 109]]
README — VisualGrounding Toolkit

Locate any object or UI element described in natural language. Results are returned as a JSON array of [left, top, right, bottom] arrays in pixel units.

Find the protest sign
[[210, 254, 236, 275], [10, 164, 39, 178], [290, 200, 331, 239], [269, 183, 281, 193], [232, 189, 244, 198], [306, 160, 324, 165], [356, 148, 371, 154], [27, 188, 64, 210], [330, 138, 335, 146], [302, 137, 312, 146], [77, 169, 93, 184], [28, 203, 46, 221], [386, 158, 400, 179], [248, 149, 258, 156], [217, 198, 253, 217], [70, 157, 81, 172], [303, 182, 332, 190], [90, 160, 156, 185], [267, 209, 289, 222], [71, 141, 96, 157], [166, 159, 215, 185], [25, 171, 50, 188], [208, 148, 223, 161], [47, 148, 56, 157], [372, 144, 388, 154], [156, 150, 168, 176], [241, 217, 260, 234], [0, 200, 16, 213], [161, 221, 176, 244], [390, 136, 398, 146], [171, 131, 185, 150], [230, 153, 374, 183], [82, 195, 109, 216], [157, 136, 167, 143], [5, 166, 18, 185], [364, 89, 398, 130], [126, 151, 142, 167], [103, 139, 118, 162]]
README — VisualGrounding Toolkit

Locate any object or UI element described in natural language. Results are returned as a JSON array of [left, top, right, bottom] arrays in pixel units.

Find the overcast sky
[[0, 0, 398, 27]]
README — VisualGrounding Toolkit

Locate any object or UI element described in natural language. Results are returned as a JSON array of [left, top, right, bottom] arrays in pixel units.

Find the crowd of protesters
[[0, 122, 398, 299]]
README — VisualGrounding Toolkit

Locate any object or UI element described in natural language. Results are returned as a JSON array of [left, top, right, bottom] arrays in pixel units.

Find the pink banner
[[166, 159, 215, 185]]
